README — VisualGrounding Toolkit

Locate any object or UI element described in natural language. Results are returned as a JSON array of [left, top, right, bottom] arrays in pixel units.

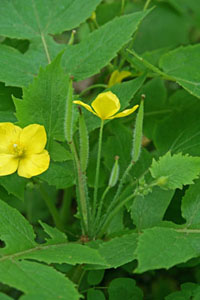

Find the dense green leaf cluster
[[0, 0, 200, 299]]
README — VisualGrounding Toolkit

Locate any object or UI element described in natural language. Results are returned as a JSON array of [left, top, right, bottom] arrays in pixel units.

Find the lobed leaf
[[150, 152, 200, 190]]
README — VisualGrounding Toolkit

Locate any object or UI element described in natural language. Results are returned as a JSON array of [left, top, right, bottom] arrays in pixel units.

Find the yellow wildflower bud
[[108, 70, 132, 87], [73, 91, 138, 120], [0, 123, 50, 178]]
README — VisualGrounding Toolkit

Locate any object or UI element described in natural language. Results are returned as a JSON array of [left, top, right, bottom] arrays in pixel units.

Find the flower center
[[13, 143, 24, 157]]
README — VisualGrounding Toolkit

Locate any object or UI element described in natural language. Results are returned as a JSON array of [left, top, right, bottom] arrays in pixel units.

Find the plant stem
[[95, 161, 134, 235], [79, 84, 107, 97], [39, 184, 63, 231], [95, 186, 110, 229], [93, 120, 104, 221], [41, 33, 51, 64], [121, 0, 125, 15], [143, 0, 152, 11], [97, 193, 136, 238], [69, 140, 89, 235], [127, 49, 176, 81]]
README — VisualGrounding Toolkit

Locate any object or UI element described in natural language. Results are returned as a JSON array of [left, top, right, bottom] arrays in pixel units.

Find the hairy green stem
[[127, 49, 176, 81], [93, 120, 104, 221], [143, 0, 152, 11], [95, 161, 134, 235], [69, 140, 89, 235], [97, 193, 136, 238], [95, 186, 110, 229], [121, 0, 125, 15]]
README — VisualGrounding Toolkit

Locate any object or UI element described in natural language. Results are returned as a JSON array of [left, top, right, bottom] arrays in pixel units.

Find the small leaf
[[150, 152, 200, 190], [108, 278, 143, 300]]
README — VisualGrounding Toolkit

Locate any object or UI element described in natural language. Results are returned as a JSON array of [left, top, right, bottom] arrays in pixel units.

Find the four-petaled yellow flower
[[108, 70, 132, 87], [73, 91, 139, 120], [0, 123, 50, 178]]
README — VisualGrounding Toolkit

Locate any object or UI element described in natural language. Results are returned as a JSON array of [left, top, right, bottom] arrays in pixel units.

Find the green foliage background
[[0, 0, 200, 299]]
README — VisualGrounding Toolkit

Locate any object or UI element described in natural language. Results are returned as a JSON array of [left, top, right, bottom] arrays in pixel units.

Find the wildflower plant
[[0, 0, 200, 299]]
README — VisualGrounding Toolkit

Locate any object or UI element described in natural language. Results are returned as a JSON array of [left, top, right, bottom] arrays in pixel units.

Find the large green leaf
[[14, 53, 69, 143], [134, 3, 189, 53], [160, 44, 200, 98], [0, 260, 80, 300], [0, 200, 138, 271], [150, 152, 200, 190], [135, 225, 200, 273], [154, 90, 200, 156], [181, 179, 200, 226], [63, 10, 150, 81], [0, 10, 149, 87], [131, 187, 174, 230], [0, 0, 102, 38]]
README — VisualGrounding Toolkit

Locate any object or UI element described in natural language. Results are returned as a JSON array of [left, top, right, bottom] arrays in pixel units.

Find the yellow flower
[[73, 91, 139, 120], [108, 70, 132, 87], [0, 123, 50, 178]]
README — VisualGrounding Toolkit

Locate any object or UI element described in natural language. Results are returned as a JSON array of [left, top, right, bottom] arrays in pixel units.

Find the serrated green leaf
[[63, 10, 150, 81], [135, 226, 200, 273], [160, 44, 200, 98], [150, 152, 200, 190], [0, 200, 36, 255], [97, 232, 138, 269], [181, 179, 200, 226], [0, 0, 102, 38], [0, 11, 149, 87], [39, 221, 67, 245], [0, 260, 80, 300], [14, 53, 69, 143], [108, 278, 143, 300], [131, 187, 174, 230]]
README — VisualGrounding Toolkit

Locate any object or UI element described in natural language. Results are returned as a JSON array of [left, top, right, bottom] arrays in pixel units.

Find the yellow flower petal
[[0, 154, 18, 176], [20, 124, 47, 154], [73, 100, 97, 116], [109, 105, 139, 119], [108, 70, 132, 87], [17, 150, 50, 178], [0, 123, 22, 154], [92, 91, 120, 120]]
